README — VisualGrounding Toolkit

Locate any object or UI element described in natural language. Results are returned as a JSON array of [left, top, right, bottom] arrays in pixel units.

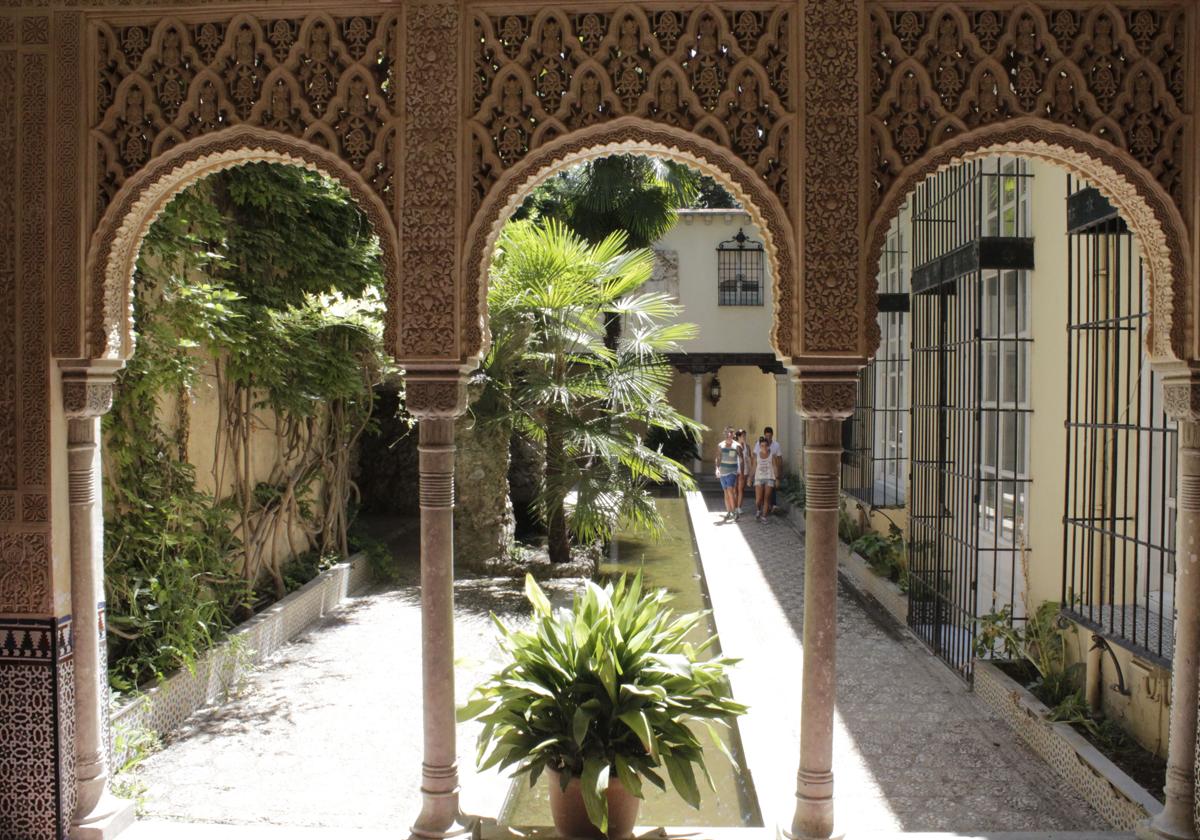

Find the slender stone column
[[787, 378, 855, 840], [775, 374, 791, 469], [409, 375, 472, 840], [693, 373, 705, 474], [1140, 381, 1200, 840], [61, 363, 135, 840]]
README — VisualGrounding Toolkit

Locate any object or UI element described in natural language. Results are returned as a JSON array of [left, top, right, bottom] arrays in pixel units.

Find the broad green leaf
[[580, 757, 609, 834]]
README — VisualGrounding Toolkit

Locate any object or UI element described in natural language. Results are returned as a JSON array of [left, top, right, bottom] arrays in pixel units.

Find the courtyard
[[117, 493, 1105, 837]]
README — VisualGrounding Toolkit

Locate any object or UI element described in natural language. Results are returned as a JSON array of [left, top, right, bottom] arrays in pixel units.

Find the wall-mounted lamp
[[707, 375, 722, 406]]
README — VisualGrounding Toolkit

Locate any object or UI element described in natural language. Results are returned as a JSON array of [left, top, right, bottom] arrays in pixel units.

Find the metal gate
[[907, 158, 1034, 680]]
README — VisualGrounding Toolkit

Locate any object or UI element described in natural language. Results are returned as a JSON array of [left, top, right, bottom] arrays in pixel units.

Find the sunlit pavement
[[124, 820, 1131, 840], [684, 491, 1110, 837]]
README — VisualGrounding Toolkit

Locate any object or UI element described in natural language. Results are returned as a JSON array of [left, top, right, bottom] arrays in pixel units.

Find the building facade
[[843, 156, 1177, 757], [0, 3, 1196, 840]]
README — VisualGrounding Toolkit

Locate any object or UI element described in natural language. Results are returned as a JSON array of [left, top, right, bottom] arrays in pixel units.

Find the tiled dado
[[0, 616, 76, 840]]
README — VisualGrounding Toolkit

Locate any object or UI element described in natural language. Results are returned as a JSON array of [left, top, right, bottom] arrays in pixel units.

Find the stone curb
[[108, 553, 372, 768], [974, 660, 1163, 831]]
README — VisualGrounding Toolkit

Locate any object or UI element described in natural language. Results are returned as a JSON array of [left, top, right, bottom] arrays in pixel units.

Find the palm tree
[[485, 220, 702, 564], [517, 155, 701, 249]]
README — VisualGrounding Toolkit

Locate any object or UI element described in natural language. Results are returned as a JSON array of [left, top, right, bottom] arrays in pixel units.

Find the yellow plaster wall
[[1023, 157, 1070, 613], [666, 366, 779, 471], [146, 359, 324, 574]]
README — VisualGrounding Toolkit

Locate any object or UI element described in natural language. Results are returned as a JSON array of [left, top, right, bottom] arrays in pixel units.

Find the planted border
[[974, 660, 1163, 831], [108, 554, 371, 769]]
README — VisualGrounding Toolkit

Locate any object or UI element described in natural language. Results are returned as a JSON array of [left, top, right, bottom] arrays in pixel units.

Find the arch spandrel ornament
[[865, 2, 1195, 365], [84, 9, 404, 362], [85, 127, 402, 363], [463, 3, 799, 365], [463, 118, 797, 367]]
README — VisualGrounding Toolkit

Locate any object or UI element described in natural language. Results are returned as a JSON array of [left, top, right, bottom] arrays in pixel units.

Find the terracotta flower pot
[[546, 768, 640, 840]]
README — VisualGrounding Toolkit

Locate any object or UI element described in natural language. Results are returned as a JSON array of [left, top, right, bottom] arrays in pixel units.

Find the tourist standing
[[735, 429, 750, 514], [752, 436, 778, 522], [762, 426, 784, 516], [715, 426, 743, 522]]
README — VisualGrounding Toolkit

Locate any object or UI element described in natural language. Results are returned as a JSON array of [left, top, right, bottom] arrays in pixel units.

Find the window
[[979, 268, 1031, 548], [1062, 175, 1176, 663], [843, 210, 908, 507], [908, 156, 1035, 680], [716, 229, 764, 306]]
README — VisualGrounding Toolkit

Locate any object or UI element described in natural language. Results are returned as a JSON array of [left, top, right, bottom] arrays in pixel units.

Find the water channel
[[499, 495, 763, 828]]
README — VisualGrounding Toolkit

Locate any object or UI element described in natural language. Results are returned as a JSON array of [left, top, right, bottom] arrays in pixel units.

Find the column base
[[70, 794, 136, 840], [778, 822, 844, 840], [1136, 815, 1197, 840], [410, 814, 476, 840]]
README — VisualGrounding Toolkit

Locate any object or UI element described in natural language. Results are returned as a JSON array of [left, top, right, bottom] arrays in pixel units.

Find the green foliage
[[777, 474, 806, 509], [837, 499, 866, 544], [975, 601, 1080, 707], [109, 696, 162, 815], [517, 155, 701, 248], [849, 524, 907, 589], [104, 162, 390, 689], [484, 220, 702, 562], [643, 426, 701, 467], [459, 573, 747, 833], [349, 527, 401, 583]]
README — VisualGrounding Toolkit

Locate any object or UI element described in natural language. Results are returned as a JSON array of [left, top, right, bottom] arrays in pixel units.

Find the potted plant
[[458, 573, 747, 839]]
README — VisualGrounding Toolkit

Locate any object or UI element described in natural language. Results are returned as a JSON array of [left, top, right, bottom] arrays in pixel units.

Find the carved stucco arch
[[865, 118, 1192, 366], [462, 117, 796, 367], [85, 126, 401, 362]]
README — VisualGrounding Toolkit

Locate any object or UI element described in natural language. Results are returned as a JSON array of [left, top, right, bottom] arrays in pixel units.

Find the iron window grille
[[717, 228, 764, 306], [1062, 176, 1176, 665], [843, 211, 909, 508], [907, 157, 1034, 681]]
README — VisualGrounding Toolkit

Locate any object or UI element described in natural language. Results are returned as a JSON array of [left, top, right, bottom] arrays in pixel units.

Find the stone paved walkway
[[685, 491, 1106, 836], [122, 494, 1111, 836], [122, 557, 586, 830]]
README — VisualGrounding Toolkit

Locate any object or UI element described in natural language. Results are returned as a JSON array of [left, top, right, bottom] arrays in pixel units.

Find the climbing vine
[[103, 163, 393, 689]]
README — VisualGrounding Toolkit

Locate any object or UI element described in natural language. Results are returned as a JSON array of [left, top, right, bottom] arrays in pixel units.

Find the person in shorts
[[734, 429, 750, 514], [751, 436, 777, 522], [714, 426, 744, 522], [762, 426, 784, 516]]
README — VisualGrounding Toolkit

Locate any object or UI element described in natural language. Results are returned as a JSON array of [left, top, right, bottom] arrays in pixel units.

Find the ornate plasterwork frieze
[[90, 11, 399, 222], [868, 4, 1187, 217], [802, 0, 862, 357], [399, 2, 460, 360], [87, 129, 400, 362], [865, 3, 1193, 363]]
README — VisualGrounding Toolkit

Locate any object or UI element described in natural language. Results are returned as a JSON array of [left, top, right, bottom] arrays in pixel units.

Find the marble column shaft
[[62, 363, 134, 840], [1142, 417, 1200, 840], [412, 415, 462, 838], [790, 416, 842, 840]]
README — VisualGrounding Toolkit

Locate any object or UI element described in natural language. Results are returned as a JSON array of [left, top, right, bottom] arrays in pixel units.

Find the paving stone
[[123, 492, 1108, 836], [684, 491, 1106, 836]]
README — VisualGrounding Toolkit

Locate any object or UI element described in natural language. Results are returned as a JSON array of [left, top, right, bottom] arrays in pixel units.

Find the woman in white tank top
[[751, 437, 777, 523]]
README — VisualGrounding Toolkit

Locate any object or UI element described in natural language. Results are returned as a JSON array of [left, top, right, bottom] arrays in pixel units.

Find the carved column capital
[[793, 374, 857, 421], [59, 360, 122, 419], [1162, 375, 1200, 423], [406, 371, 468, 421]]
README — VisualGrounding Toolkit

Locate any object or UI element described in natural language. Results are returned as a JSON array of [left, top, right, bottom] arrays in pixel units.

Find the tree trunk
[[547, 499, 571, 565], [545, 424, 571, 564], [453, 403, 515, 571]]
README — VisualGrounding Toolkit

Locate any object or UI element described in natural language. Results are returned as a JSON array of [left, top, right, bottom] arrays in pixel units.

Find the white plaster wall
[[653, 209, 776, 354]]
